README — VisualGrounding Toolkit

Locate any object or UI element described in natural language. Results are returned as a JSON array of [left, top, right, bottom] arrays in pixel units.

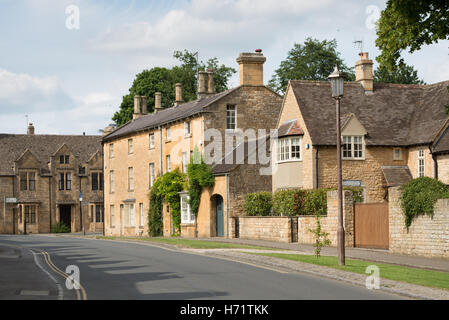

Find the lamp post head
[[328, 65, 346, 99]]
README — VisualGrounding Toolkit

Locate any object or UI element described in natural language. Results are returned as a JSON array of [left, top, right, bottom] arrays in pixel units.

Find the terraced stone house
[[0, 124, 104, 234]]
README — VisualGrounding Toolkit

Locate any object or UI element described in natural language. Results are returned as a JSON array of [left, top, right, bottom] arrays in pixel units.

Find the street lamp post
[[80, 192, 85, 236], [328, 65, 346, 266]]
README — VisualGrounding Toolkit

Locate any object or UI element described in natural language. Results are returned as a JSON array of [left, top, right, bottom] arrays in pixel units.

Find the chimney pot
[[175, 83, 183, 106], [154, 92, 163, 112], [141, 96, 148, 114], [27, 123, 35, 135], [355, 52, 373, 93], [236, 51, 266, 86]]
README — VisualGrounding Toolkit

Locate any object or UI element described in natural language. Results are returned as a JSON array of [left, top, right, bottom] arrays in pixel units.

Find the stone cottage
[[272, 52, 449, 203], [102, 50, 282, 238], [0, 124, 104, 234]]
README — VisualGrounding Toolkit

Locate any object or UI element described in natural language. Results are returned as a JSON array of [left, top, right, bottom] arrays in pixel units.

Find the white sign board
[[5, 198, 17, 204]]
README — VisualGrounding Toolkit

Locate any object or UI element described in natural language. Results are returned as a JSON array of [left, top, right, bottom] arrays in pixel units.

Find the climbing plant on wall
[[187, 147, 215, 236], [148, 169, 186, 236]]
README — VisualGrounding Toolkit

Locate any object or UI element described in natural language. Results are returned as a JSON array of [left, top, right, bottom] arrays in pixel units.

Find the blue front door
[[216, 196, 224, 237]]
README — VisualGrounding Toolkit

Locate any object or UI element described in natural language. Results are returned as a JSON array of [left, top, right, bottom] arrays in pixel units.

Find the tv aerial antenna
[[353, 40, 363, 54]]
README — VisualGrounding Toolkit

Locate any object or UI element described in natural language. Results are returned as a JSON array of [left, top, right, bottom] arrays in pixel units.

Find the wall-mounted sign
[[5, 198, 17, 204]]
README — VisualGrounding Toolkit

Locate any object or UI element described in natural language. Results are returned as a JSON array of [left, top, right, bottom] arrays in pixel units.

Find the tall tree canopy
[[112, 50, 236, 127], [376, 0, 449, 70], [268, 38, 355, 94], [374, 63, 425, 84]]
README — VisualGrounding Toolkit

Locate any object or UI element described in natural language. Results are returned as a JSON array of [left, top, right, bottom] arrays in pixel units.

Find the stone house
[[102, 50, 282, 238], [272, 52, 449, 203], [0, 124, 104, 234]]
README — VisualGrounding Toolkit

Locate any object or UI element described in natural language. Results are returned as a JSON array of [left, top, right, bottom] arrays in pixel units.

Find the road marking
[[30, 249, 64, 300], [31, 249, 87, 300]]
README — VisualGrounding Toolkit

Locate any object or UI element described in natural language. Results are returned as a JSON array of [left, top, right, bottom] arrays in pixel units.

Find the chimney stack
[[133, 95, 142, 119], [207, 69, 215, 94], [236, 49, 266, 86], [175, 83, 183, 106], [198, 71, 208, 99], [27, 123, 35, 135], [355, 52, 374, 93], [141, 96, 148, 114], [103, 124, 116, 136], [154, 92, 163, 112]]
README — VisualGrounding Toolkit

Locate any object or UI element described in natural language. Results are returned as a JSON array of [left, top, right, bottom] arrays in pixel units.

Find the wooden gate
[[354, 203, 389, 249]]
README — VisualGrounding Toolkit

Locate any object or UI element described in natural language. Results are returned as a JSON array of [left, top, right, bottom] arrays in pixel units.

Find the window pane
[[343, 136, 352, 158], [291, 138, 301, 159], [96, 205, 101, 223], [226, 105, 236, 130], [99, 173, 104, 191], [65, 155, 70, 164], [59, 173, 65, 190], [60, 155, 64, 164], [20, 172, 27, 191], [90, 206, 94, 222], [66, 173, 71, 190], [110, 205, 115, 227], [28, 172, 36, 191], [92, 173, 98, 190]]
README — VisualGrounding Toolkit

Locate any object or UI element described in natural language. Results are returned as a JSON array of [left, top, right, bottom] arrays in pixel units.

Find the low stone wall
[[389, 187, 449, 258], [237, 216, 296, 243], [297, 190, 354, 247]]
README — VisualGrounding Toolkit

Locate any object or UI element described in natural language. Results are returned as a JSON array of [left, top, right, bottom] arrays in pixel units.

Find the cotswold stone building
[[272, 52, 449, 202], [0, 124, 104, 234], [102, 50, 282, 238]]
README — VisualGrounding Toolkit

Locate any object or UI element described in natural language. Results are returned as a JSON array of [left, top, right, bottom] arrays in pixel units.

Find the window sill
[[149, 147, 155, 150], [165, 140, 172, 143], [276, 159, 302, 164], [181, 222, 195, 226], [184, 134, 192, 139], [342, 158, 365, 161]]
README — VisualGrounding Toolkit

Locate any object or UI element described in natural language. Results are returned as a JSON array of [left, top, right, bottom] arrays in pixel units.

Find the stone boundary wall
[[237, 216, 296, 243], [389, 187, 449, 258], [230, 190, 354, 246], [297, 190, 354, 247]]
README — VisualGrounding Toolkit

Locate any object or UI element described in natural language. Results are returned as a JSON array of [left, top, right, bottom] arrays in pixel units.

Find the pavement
[[0, 234, 401, 300], [183, 237, 449, 273]]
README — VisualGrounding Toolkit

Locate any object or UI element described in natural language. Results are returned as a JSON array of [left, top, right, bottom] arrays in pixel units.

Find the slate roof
[[289, 80, 449, 147], [0, 134, 102, 175], [103, 88, 239, 142], [277, 119, 304, 137], [381, 166, 413, 187]]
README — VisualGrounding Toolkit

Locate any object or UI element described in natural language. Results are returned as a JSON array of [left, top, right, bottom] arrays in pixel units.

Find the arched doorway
[[212, 195, 224, 237]]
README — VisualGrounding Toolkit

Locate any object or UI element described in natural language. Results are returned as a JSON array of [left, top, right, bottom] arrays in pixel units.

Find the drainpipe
[[225, 173, 230, 238], [159, 126, 163, 175], [315, 146, 319, 188], [48, 176, 52, 233]]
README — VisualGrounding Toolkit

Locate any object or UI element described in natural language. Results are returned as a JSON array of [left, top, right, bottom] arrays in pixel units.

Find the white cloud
[[0, 69, 74, 114]]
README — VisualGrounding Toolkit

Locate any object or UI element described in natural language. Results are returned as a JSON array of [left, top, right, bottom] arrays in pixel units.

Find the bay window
[[276, 137, 302, 162]]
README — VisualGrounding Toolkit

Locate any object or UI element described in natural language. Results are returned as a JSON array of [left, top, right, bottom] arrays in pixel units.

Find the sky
[[0, 0, 448, 135]]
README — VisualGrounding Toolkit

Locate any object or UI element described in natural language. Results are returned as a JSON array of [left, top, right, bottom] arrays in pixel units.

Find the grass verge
[[96, 236, 278, 250], [252, 253, 449, 291]]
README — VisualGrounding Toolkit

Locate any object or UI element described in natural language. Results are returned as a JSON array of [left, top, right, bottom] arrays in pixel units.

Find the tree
[[374, 63, 425, 84], [112, 50, 236, 127], [268, 38, 355, 94], [376, 0, 449, 70]]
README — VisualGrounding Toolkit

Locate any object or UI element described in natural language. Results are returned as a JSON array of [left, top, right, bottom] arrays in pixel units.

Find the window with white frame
[[110, 170, 115, 194], [393, 148, 402, 160], [128, 167, 134, 191], [128, 139, 133, 154], [110, 205, 115, 227], [226, 105, 236, 130], [125, 203, 135, 226], [180, 194, 195, 224], [418, 149, 425, 177], [166, 127, 171, 141], [149, 163, 155, 187], [184, 121, 191, 136], [109, 143, 114, 158], [342, 136, 364, 159], [139, 203, 144, 226], [149, 133, 155, 149], [182, 152, 187, 173], [166, 155, 171, 172], [276, 137, 302, 162]]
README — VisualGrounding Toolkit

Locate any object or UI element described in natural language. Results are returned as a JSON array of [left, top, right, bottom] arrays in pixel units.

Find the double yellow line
[[32, 248, 87, 300]]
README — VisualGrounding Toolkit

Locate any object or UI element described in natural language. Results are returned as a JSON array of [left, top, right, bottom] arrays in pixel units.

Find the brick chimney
[[133, 95, 142, 119], [198, 71, 208, 99], [27, 123, 35, 135], [141, 96, 148, 114], [355, 52, 374, 93], [236, 49, 266, 86], [207, 69, 215, 94], [154, 92, 163, 112], [175, 83, 183, 106]]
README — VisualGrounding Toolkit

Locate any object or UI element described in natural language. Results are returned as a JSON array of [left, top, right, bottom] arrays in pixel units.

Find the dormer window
[[60, 155, 69, 164], [20, 171, 36, 191], [342, 136, 364, 160]]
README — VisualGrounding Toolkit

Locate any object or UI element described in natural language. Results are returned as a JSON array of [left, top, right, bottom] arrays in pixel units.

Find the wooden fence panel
[[355, 203, 389, 249]]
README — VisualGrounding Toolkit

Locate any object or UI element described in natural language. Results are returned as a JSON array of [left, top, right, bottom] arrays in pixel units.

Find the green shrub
[[400, 177, 449, 229], [51, 222, 70, 233], [244, 192, 273, 216], [273, 189, 307, 216], [343, 187, 364, 203], [304, 189, 328, 216]]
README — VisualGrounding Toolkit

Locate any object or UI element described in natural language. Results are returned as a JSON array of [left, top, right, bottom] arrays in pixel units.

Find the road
[[0, 235, 401, 300]]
